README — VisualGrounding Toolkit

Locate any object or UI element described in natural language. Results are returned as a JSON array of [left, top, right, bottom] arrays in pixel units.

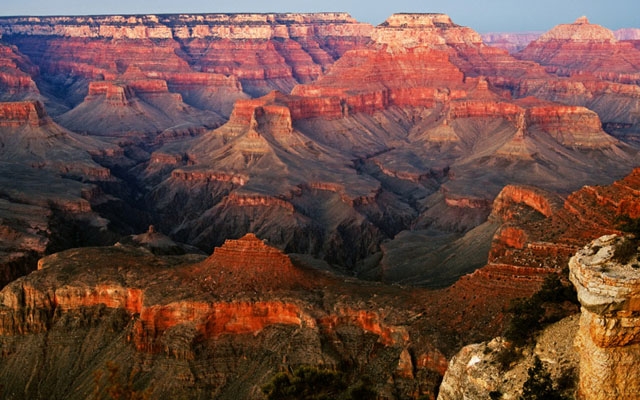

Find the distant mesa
[[374, 13, 482, 46], [119, 225, 204, 255], [535, 16, 617, 42]]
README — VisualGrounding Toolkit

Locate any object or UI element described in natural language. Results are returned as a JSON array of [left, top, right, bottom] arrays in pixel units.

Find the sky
[[0, 0, 638, 33]]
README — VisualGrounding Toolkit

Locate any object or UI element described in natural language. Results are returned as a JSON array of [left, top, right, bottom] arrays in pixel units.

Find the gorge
[[0, 11, 639, 399]]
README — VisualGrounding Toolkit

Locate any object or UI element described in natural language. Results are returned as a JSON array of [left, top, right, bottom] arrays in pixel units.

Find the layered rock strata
[[570, 234, 640, 399], [0, 13, 373, 110], [518, 17, 640, 84], [0, 234, 449, 399]]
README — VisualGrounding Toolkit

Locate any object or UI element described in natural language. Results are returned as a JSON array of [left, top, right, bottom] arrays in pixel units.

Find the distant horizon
[[0, 0, 637, 33]]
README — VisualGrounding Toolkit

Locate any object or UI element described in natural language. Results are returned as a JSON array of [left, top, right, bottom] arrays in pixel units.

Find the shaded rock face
[[0, 236, 449, 399], [0, 43, 39, 100], [0, 99, 127, 288], [569, 234, 640, 399], [0, 100, 46, 127]]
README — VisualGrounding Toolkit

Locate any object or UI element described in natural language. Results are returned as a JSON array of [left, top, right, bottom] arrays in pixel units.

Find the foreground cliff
[[570, 234, 640, 399], [0, 234, 449, 399]]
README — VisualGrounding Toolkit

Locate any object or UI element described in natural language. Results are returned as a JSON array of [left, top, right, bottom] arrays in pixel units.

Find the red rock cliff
[[0, 100, 47, 126]]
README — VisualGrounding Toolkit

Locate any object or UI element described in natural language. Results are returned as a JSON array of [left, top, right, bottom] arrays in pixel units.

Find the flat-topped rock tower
[[570, 234, 640, 399]]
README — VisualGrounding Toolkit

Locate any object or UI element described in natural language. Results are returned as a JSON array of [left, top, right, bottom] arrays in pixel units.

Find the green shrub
[[520, 356, 568, 400], [504, 274, 578, 347], [613, 238, 638, 264]]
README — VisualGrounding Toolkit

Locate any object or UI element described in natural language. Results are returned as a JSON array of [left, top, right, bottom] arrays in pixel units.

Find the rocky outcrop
[[0, 100, 46, 127], [569, 234, 640, 399], [374, 13, 483, 47]]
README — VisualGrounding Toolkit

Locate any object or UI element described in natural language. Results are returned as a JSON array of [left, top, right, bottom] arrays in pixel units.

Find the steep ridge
[[0, 235, 449, 399], [0, 42, 39, 101]]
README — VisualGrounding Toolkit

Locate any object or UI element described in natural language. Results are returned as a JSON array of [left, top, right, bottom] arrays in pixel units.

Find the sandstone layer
[[570, 234, 640, 399]]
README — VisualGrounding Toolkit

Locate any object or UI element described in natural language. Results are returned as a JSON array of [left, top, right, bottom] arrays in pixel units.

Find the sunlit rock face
[[570, 235, 640, 400], [0, 234, 450, 399], [0, 13, 374, 104]]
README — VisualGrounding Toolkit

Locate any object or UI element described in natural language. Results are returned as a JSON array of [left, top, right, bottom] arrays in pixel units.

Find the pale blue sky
[[0, 0, 637, 33]]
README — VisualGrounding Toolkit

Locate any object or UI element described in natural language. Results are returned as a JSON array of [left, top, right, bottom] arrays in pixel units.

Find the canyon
[[0, 11, 638, 399]]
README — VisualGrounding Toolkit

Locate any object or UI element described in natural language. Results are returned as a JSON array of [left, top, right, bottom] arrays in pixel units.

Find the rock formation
[[437, 316, 580, 399], [55, 76, 224, 138], [0, 42, 39, 101], [570, 234, 640, 399], [0, 235, 449, 399], [518, 16, 640, 84]]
